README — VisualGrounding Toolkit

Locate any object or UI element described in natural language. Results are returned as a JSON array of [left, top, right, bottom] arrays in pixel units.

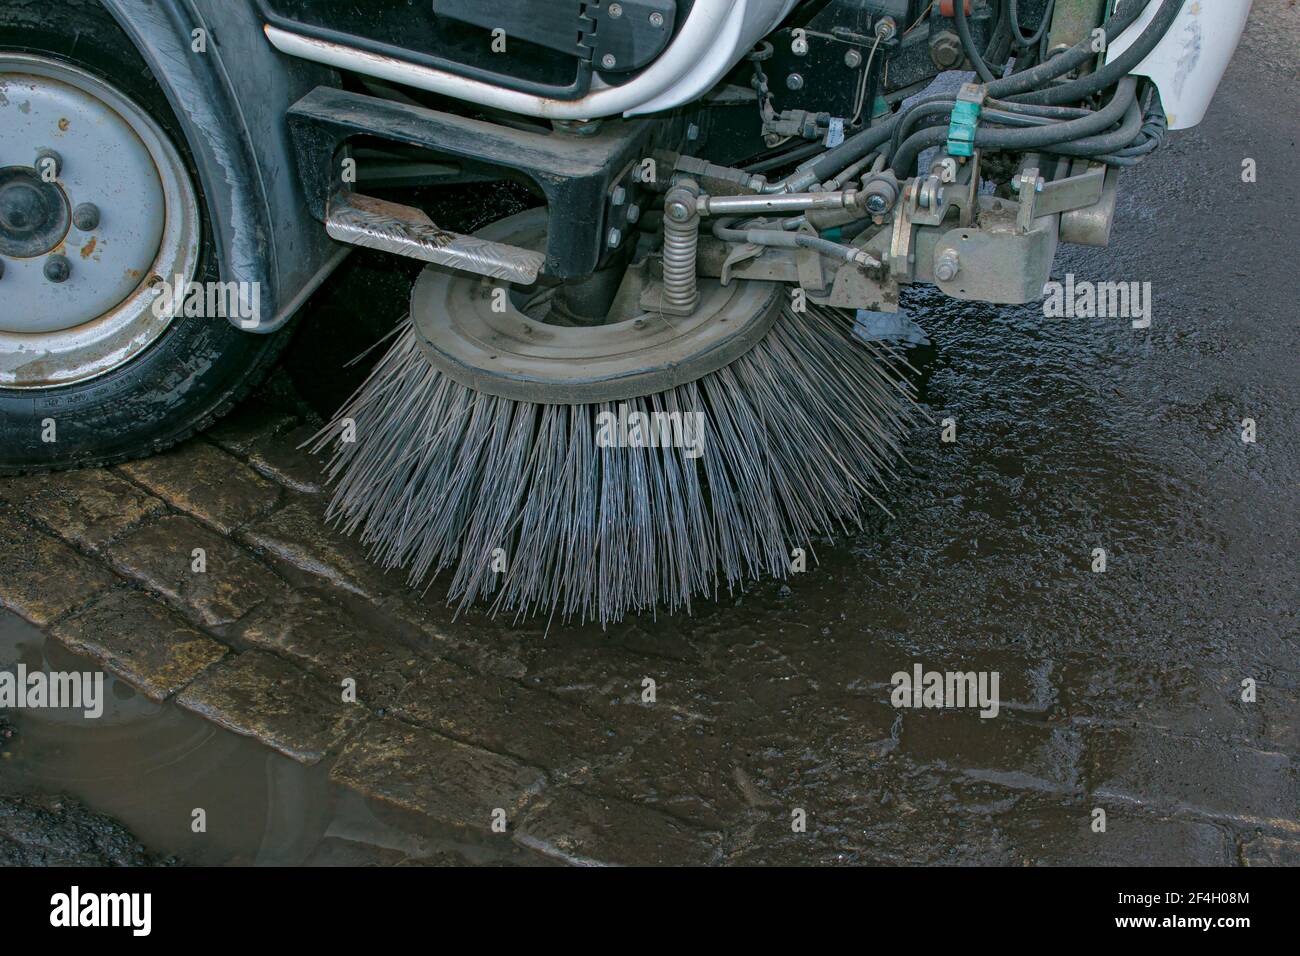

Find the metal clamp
[[947, 82, 986, 158]]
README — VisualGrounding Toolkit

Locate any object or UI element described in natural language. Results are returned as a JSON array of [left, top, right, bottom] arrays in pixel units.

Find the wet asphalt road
[[1, 4, 1296, 865]]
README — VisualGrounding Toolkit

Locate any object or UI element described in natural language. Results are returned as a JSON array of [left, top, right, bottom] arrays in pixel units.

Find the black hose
[[1009, 0, 1054, 49], [955, 0, 997, 82], [887, 97, 957, 162], [1039, 94, 1143, 156], [986, 97, 1091, 119], [790, 0, 1153, 187], [1007, 0, 1182, 106], [890, 76, 1137, 175], [983, 0, 1152, 98]]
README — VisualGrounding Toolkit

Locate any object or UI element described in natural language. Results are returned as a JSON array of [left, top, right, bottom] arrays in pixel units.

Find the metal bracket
[[286, 85, 660, 277], [888, 150, 980, 280], [326, 192, 545, 283], [1016, 161, 1106, 232]]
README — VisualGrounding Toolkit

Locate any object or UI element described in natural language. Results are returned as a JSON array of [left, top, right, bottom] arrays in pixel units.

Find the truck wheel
[[0, 0, 292, 474]]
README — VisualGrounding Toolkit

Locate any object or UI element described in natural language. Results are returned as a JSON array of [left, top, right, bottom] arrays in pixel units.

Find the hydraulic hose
[[955, 0, 997, 82], [982, 0, 1153, 98], [789, 0, 1154, 189], [1009, 0, 1054, 49], [1007, 0, 1182, 106], [1040, 94, 1143, 156], [888, 98, 957, 162], [985, 97, 1091, 119], [890, 76, 1137, 175], [711, 219, 876, 265]]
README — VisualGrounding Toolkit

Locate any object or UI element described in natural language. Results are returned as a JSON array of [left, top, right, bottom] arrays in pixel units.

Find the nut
[[44, 253, 71, 283], [934, 249, 961, 282], [929, 30, 964, 70], [72, 202, 100, 231]]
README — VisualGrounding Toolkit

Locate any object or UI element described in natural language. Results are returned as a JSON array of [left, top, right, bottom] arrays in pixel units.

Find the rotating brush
[[311, 211, 920, 626]]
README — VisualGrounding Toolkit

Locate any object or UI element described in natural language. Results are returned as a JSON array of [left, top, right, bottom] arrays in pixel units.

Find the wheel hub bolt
[[934, 249, 961, 282], [34, 149, 63, 180], [607, 227, 622, 248], [44, 254, 71, 283], [72, 202, 100, 231]]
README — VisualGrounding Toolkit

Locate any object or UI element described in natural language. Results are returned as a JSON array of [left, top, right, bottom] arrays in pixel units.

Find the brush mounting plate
[[410, 209, 784, 404]]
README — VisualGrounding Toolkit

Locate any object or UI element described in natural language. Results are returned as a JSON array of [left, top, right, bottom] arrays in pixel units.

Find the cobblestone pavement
[[1, 5, 1297, 866], [1, 379, 1295, 866]]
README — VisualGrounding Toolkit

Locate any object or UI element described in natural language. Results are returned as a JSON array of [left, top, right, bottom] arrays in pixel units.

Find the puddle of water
[[0, 609, 533, 866]]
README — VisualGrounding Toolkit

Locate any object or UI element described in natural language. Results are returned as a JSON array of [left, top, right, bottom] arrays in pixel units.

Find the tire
[[0, 0, 292, 475]]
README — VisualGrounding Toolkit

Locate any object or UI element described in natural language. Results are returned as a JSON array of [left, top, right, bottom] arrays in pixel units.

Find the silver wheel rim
[[0, 53, 200, 389]]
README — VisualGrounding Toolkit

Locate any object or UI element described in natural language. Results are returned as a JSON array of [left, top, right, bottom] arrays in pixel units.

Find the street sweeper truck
[[0, 0, 1250, 622]]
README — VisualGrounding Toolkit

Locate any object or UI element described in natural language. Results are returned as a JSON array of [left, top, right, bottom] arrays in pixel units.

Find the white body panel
[[1106, 0, 1252, 129], [264, 0, 799, 120]]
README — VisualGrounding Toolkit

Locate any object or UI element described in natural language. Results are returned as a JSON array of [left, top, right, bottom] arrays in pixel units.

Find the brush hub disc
[[410, 208, 783, 404]]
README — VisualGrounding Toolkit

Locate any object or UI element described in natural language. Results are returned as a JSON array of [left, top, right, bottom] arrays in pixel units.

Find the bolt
[[874, 16, 897, 41], [686, 123, 699, 141], [666, 200, 692, 222], [34, 149, 62, 180], [626, 204, 640, 224], [934, 249, 960, 282], [44, 254, 71, 283], [844, 49, 862, 69], [608, 2, 622, 16], [929, 30, 963, 70], [649, 11, 664, 27], [601, 53, 617, 69], [865, 193, 889, 215], [72, 202, 100, 231], [786, 73, 804, 91], [607, 227, 622, 248], [611, 186, 626, 206]]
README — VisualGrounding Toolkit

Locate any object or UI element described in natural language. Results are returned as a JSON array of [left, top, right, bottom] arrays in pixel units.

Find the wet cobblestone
[[1, 328, 1294, 866], [50, 589, 228, 703]]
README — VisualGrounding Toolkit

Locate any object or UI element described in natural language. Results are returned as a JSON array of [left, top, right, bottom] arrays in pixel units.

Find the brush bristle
[[311, 303, 920, 625]]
